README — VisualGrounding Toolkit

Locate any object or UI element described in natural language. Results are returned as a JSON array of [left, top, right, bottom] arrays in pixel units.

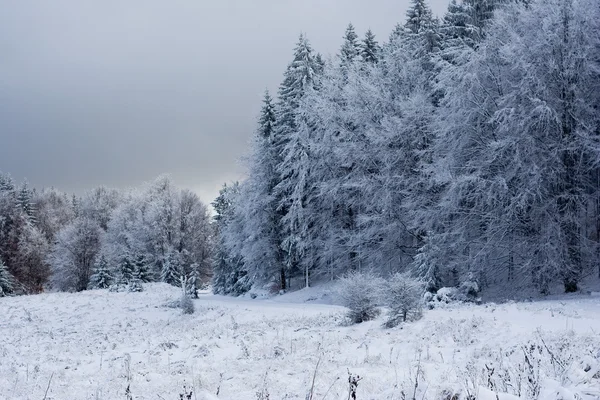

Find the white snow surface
[[1, 283, 600, 400]]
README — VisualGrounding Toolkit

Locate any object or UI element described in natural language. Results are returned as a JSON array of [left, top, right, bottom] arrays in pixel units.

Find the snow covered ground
[[1, 284, 600, 400]]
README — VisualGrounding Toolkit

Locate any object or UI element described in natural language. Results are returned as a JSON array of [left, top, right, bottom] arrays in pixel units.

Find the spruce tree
[[361, 29, 380, 63], [238, 91, 286, 289], [117, 255, 135, 285], [134, 254, 152, 283], [161, 249, 183, 286], [128, 269, 143, 292], [17, 181, 36, 223], [88, 255, 113, 289], [405, 0, 434, 34], [0, 259, 14, 296], [186, 263, 201, 298], [273, 34, 322, 287], [339, 23, 361, 67], [0, 173, 15, 193]]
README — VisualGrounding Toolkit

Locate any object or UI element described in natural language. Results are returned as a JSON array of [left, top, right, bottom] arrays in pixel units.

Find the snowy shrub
[[127, 278, 143, 293], [458, 280, 481, 302], [179, 293, 195, 315], [335, 270, 384, 324], [427, 284, 481, 309], [382, 272, 425, 328]]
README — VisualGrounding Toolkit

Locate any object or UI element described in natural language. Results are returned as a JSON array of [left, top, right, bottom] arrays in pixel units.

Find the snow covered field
[[1, 284, 600, 400]]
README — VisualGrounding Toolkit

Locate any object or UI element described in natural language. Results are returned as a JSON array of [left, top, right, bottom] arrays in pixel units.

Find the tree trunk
[[280, 267, 286, 291]]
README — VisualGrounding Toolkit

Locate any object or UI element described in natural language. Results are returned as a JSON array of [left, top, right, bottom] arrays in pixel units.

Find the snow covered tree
[[186, 263, 201, 298], [49, 217, 102, 292], [383, 272, 425, 327], [236, 91, 286, 289], [161, 248, 183, 287], [17, 181, 36, 224], [133, 254, 153, 283], [335, 271, 384, 324], [116, 255, 135, 285], [273, 34, 324, 288], [361, 29, 380, 63], [79, 187, 122, 231], [88, 255, 113, 289], [339, 23, 361, 67], [33, 187, 76, 243], [212, 182, 251, 295], [102, 176, 211, 286], [426, 0, 600, 293], [14, 223, 50, 293], [0, 259, 14, 296]]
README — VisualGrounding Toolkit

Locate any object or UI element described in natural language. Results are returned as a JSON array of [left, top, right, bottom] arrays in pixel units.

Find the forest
[[1, 0, 599, 300], [212, 0, 600, 298]]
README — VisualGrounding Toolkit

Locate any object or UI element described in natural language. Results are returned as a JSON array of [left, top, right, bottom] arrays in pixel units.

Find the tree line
[[0, 174, 212, 295], [213, 0, 600, 297]]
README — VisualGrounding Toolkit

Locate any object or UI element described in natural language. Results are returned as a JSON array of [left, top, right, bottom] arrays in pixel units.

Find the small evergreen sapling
[[161, 250, 183, 286], [179, 276, 195, 315], [0, 259, 15, 296], [127, 269, 143, 293], [117, 256, 135, 286], [134, 254, 153, 283], [88, 255, 113, 289], [186, 263, 201, 298]]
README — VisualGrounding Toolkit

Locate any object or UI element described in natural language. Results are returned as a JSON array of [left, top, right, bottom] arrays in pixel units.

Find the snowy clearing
[[1, 284, 600, 400]]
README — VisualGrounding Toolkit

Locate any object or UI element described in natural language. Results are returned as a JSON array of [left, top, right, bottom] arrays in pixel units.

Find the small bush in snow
[[179, 294, 195, 315], [427, 283, 482, 309], [382, 272, 425, 328], [335, 270, 384, 324]]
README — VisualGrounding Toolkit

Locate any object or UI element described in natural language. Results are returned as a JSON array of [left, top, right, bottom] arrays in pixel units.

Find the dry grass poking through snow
[[0, 283, 599, 399]]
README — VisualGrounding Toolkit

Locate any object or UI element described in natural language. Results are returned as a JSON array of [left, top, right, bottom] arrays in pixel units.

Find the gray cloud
[[0, 0, 449, 204]]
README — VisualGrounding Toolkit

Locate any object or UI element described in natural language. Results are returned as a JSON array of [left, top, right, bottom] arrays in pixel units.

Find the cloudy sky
[[0, 0, 449, 205]]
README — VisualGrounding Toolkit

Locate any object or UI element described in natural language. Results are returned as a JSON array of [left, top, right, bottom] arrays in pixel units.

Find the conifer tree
[[161, 249, 183, 286], [117, 255, 135, 285], [134, 254, 152, 283], [273, 34, 323, 287], [238, 91, 287, 288], [361, 29, 380, 63], [0, 259, 14, 296], [339, 23, 361, 67], [212, 183, 250, 295], [17, 181, 36, 223], [405, 0, 434, 34], [186, 263, 201, 298], [88, 255, 113, 289]]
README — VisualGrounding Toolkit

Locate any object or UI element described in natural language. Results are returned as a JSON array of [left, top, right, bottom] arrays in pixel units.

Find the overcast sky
[[0, 0, 449, 205]]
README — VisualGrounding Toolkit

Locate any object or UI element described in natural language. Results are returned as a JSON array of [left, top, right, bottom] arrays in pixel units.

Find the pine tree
[[17, 181, 36, 224], [361, 29, 380, 63], [339, 23, 361, 67], [161, 249, 183, 286], [88, 255, 113, 289], [186, 263, 201, 298], [273, 34, 322, 287], [134, 254, 152, 283], [117, 255, 135, 285], [0, 259, 14, 296], [0, 173, 15, 193], [238, 91, 286, 289], [212, 182, 250, 295], [128, 269, 143, 292], [405, 0, 434, 34]]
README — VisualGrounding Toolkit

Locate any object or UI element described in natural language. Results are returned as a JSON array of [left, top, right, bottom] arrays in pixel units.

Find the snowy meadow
[[1, 283, 599, 400]]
